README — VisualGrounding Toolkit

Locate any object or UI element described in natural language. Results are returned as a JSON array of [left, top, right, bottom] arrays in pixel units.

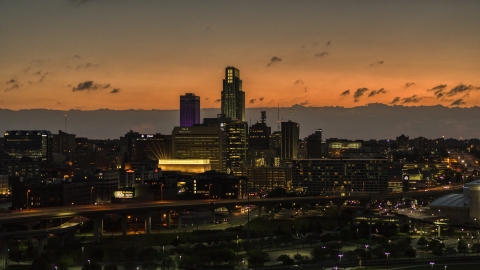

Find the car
[[223, 218, 229, 222], [290, 214, 297, 218], [209, 202, 216, 205]]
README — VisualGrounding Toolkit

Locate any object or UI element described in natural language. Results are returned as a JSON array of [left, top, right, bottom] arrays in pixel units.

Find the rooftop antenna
[[277, 103, 280, 131], [64, 114, 67, 133]]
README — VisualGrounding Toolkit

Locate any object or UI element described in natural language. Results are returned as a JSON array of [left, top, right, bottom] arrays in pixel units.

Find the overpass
[[0, 186, 459, 269]]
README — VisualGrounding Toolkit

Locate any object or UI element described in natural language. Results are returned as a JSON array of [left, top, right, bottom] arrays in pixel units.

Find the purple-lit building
[[180, 93, 200, 127]]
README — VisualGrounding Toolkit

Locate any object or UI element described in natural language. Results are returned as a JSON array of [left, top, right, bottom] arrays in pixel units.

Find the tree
[[432, 247, 444, 257], [458, 239, 468, 253], [81, 261, 102, 270], [246, 250, 270, 268], [404, 247, 416, 258], [293, 254, 304, 262], [417, 237, 428, 250], [445, 247, 457, 256], [277, 254, 294, 266], [90, 247, 105, 262], [30, 257, 49, 270], [143, 261, 158, 270], [9, 250, 24, 265], [471, 243, 480, 255], [311, 246, 328, 263], [103, 264, 118, 270], [160, 256, 176, 270], [124, 262, 138, 270], [56, 255, 74, 270], [139, 247, 159, 261], [354, 248, 372, 260]]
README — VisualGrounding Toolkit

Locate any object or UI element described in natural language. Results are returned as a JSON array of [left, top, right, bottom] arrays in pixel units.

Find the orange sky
[[1, 1, 480, 111]]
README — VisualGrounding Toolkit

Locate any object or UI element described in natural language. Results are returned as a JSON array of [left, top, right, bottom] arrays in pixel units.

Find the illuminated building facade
[[158, 159, 211, 174], [4, 130, 53, 162], [52, 130, 76, 161], [292, 159, 390, 195], [172, 126, 225, 172], [225, 120, 248, 170], [95, 171, 120, 202], [281, 121, 299, 160], [232, 166, 292, 193], [221, 66, 245, 121], [180, 93, 200, 127], [0, 175, 8, 194]]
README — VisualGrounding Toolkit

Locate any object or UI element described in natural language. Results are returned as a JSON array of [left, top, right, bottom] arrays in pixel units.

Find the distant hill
[[0, 104, 479, 140]]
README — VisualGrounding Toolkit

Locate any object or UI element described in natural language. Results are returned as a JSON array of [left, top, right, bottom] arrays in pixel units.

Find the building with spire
[[221, 66, 245, 121]]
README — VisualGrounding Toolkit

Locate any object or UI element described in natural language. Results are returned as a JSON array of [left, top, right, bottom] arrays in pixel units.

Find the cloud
[[4, 84, 19, 92], [110, 88, 120, 94], [390, 97, 400, 104], [402, 95, 425, 104], [314, 52, 329, 57], [57, 102, 62, 105], [294, 79, 304, 85], [326, 41, 331, 46], [4, 77, 19, 91], [205, 97, 209, 101], [76, 63, 99, 70], [259, 97, 264, 101], [304, 87, 308, 92], [405, 82, 415, 88], [367, 88, 387, 97], [450, 99, 466, 106], [299, 100, 309, 106], [267, 56, 282, 67], [249, 99, 256, 104], [73, 55, 82, 59], [6, 78, 18, 84], [369, 61, 384, 66], [72, 81, 111, 91], [353, 88, 369, 102], [427, 84, 447, 98], [446, 84, 480, 97], [215, 99, 221, 103], [339, 90, 350, 97]]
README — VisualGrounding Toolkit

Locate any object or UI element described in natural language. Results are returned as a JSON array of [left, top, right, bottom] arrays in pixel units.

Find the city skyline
[[1, 1, 479, 111]]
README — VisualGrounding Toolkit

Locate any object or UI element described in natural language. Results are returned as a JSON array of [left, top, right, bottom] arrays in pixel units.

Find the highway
[[0, 187, 460, 225]]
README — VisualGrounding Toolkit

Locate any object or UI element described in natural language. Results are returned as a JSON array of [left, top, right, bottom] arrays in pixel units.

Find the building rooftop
[[429, 193, 469, 208]]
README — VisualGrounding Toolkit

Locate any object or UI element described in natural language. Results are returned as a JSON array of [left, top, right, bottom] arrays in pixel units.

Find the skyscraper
[[180, 93, 200, 127], [221, 66, 245, 121], [4, 130, 53, 162], [306, 129, 322, 158], [281, 121, 299, 160]]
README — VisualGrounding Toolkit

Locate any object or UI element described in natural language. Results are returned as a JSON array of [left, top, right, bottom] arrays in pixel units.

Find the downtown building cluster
[[1, 67, 479, 209]]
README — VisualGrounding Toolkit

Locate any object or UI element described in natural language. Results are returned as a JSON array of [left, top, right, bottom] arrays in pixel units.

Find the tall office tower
[[52, 130, 76, 161], [180, 93, 200, 127], [4, 130, 53, 162], [306, 129, 322, 158], [248, 111, 271, 150], [172, 126, 226, 172], [221, 66, 245, 121], [281, 121, 299, 160], [224, 120, 248, 170]]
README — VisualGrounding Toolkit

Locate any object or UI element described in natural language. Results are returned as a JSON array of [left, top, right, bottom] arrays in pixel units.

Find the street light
[[26, 189, 30, 209], [338, 254, 343, 261], [87, 259, 90, 267], [430, 262, 435, 269], [161, 184, 164, 201], [209, 184, 212, 199], [385, 252, 390, 259]]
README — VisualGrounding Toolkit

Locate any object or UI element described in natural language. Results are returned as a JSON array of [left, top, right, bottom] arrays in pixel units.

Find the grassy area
[[360, 262, 480, 270]]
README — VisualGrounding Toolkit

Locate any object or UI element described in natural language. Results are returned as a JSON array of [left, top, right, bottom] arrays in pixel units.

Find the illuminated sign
[[114, 190, 134, 199]]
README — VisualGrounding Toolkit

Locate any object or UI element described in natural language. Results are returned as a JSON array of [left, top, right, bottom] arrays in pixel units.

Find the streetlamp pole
[[90, 187, 94, 205], [161, 184, 164, 201], [26, 189, 30, 209], [209, 184, 212, 199]]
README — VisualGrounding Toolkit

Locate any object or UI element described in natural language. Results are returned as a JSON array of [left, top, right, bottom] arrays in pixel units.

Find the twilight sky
[[1, 0, 480, 111]]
